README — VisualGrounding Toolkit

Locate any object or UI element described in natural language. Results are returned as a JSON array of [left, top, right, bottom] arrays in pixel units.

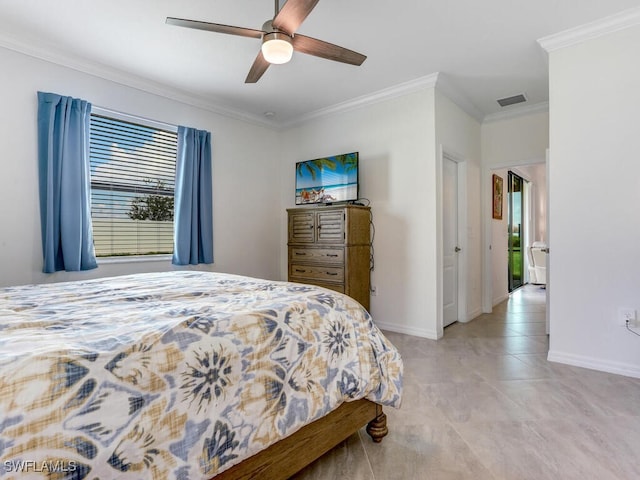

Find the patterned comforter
[[0, 271, 402, 479]]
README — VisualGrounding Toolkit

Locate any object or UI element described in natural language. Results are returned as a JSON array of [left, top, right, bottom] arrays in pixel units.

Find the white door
[[443, 156, 459, 327]]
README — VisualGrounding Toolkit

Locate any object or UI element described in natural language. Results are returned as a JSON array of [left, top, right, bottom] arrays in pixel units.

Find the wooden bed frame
[[213, 399, 388, 479]]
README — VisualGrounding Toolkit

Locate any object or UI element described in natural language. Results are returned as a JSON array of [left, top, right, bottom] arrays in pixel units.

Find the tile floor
[[293, 285, 640, 479]]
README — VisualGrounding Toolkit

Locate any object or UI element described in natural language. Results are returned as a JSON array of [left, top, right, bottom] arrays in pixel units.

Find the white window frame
[[90, 107, 178, 263]]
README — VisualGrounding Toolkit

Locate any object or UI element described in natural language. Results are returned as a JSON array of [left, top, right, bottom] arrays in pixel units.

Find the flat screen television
[[295, 152, 359, 205]]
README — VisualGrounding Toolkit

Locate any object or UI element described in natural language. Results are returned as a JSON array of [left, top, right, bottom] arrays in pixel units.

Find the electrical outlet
[[618, 308, 636, 327], [371, 285, 378, 296]]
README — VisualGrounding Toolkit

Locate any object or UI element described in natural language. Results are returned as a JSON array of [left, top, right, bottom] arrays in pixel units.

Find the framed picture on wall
[[492, 174, 503, 220]]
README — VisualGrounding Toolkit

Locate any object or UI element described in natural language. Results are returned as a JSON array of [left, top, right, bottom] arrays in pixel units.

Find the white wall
[[481, 111, 549, 307], [0, 47, 281, 287], [434, 91, 483, 323], [547, 24, 640, 377], [281, 89, 440, 338], [280, 87, 483, 339], [482, 111, 549, 166]]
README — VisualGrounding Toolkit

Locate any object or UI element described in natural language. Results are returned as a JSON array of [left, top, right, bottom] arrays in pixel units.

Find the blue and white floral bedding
[[0, 271, 402, 479]]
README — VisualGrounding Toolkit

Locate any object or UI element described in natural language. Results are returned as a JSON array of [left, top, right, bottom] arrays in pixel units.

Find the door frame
[[481, 157, 547, 313], [437, 146, 468, 337], [545, 148, 550, 335], [507, 170, 526, 292]]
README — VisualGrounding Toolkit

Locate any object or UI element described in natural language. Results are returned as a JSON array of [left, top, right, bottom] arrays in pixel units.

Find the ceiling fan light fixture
[[261, 32, 293, 64], [167, 0, 366, 83]]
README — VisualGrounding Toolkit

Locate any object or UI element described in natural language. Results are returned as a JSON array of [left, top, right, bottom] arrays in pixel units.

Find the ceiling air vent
[[497, 94, 527, 107]]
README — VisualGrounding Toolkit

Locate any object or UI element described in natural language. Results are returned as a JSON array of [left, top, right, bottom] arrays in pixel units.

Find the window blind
[[89, 114, 178, 257]]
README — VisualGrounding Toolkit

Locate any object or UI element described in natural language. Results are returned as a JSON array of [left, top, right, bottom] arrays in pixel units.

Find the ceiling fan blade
[[166, 17, 264, 39], [245, 51, 271, 83], [272, 0, 319, 34], [292, 34, 366, 66]]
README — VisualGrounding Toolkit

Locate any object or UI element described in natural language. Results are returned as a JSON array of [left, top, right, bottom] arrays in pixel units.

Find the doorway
[[483, 160, 547, 314], [507, 171, 525, 292]]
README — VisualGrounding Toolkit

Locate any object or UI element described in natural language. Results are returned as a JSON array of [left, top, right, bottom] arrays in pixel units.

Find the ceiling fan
[[166, 0, 366, 83]]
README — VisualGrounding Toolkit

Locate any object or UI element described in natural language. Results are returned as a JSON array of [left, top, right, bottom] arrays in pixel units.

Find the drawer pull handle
[[326, 272, 338, 276], [295, 269, 306, 273], [326, 254, 338, 257], [295, 252, 307, 256]]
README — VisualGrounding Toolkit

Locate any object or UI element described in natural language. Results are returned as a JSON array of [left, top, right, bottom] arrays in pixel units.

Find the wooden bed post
[[365, 403, 388, 443]]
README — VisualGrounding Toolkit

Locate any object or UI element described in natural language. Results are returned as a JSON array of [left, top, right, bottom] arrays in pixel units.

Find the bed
[[0, 271, 402, 479]]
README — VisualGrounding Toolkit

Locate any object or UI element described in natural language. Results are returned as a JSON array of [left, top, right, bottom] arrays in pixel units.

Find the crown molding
[[279, 72, 484, 129], [281, 73, 440, 128], [482, 101, 549, 124], [281, 71, 488, 128], [0, 33, 277, 129], [538, 6, 640, 52], [433, 74, 485, 122]]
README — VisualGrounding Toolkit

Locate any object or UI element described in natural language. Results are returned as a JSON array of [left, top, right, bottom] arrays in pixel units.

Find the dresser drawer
[[289, 247, 344, 264], [289, 277, 346, 294], [311, 281, 345, 294], [289, 264, 345, 282]]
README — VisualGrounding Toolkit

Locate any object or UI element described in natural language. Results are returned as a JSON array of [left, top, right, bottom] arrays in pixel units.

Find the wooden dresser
[[287, 205, 371, 311]]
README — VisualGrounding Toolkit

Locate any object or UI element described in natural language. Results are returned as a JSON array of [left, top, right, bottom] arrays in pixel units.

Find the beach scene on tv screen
[[296, 153, 358, 204]]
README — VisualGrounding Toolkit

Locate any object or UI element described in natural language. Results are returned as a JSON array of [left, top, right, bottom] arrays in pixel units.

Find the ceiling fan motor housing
[[261, 20, 293, 64]]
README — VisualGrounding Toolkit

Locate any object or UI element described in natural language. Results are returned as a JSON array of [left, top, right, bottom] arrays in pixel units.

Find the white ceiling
[[1, 0, 639, 126]]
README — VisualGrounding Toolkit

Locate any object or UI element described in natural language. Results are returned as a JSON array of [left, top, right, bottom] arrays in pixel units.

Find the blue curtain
[[37, 92, 97, 273], [172, 126, 213, 265]]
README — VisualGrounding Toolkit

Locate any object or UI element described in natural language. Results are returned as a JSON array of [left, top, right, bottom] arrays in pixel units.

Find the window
[[89, 110, 178, 257]]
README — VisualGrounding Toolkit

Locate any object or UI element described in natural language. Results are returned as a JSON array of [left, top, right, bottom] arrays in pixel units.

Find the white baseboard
[[547, 350, 640, 379], [466, 307, 483, 321], [374, 321, 439, 340], [493, 293, 509, 307]]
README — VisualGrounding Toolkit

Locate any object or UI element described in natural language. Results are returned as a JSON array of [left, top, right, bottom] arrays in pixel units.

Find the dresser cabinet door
[[316, 210, 345, 243], [289, 212, 315, 243]]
